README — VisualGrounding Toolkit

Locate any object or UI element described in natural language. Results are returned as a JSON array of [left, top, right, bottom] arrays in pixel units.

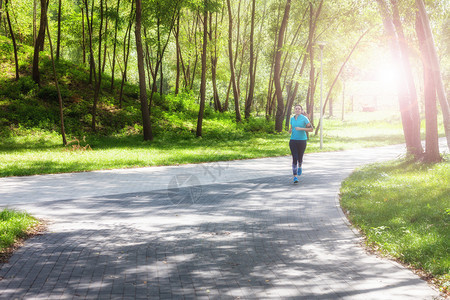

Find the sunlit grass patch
[[0, 209, 40, 255], [340, 157, 449, 293]]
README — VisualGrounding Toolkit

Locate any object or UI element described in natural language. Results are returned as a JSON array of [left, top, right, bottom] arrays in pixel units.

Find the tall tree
[[0, 0, 3, 30], [391, 0, 422, 155], [416, 9, 439, 162], [274, 0, 291, 132], [209, 8, 222, 112], [196, 0, 208, 137], [144, 0, 180, 104], [226, 0, 241, 123], [376, 0, 423, 157], [416, 0, 450, 151], [5, 0, 19, 80], [174, 10, 181, 94], [306, 1, 323, 125], [110, 0, 121, 91], [83, 0, 100, 131], [118, 1, 134, 108], [56, 0, 61, 60], [92, 0, 105, 131], [135, 0, 153, 141], [81, 6, 86, 64], [33, 0, 37, 46], [32, 0, 47, 85], [244, 0, 256, 120], [46, 14, 67, 145]]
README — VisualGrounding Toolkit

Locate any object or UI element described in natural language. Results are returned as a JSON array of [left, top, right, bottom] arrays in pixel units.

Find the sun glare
[[375, 62, 401, 87]]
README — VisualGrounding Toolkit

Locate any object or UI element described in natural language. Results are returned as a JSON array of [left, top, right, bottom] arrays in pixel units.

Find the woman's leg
[[289, 140, 299, 175], [296, 140, 307, 175]]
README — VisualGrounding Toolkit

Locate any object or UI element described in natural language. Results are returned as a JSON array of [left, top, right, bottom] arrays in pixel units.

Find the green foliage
[[241, 117, 276, 134], [0, 98, 58, 130], [340, 158, 450, 292], [37, 85, 70, 103], [0, 76, 38, 100], [0, 209, 38, 252]]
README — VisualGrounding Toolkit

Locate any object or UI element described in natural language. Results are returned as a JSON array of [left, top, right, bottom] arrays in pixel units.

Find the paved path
[[0, 141, 447, 299]]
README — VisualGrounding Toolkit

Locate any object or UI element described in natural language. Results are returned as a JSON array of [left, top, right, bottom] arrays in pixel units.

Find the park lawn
[[0, 209, 41, 261], [340, 158, 450, 294], [0, 111, 409, 177]]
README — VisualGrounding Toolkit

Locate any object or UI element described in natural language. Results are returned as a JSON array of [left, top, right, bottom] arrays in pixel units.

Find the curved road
[[0, 142, 446, 299]]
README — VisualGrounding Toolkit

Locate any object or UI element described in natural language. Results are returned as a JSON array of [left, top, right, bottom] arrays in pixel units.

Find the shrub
[[0, 77, 38, 100], [37, 85, 70, 103], [1, 97, 58, 130], [241, 117, 275, 134]]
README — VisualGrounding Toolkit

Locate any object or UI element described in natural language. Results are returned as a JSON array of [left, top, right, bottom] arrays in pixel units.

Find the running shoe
[[294, 176, 299, 184]]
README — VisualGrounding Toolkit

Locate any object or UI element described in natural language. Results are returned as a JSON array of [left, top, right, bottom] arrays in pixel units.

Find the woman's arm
[[294, 123, 313, 132]]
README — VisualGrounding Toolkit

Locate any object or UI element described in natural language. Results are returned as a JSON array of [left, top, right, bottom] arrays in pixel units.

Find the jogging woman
[[288, 104, 313, 183]]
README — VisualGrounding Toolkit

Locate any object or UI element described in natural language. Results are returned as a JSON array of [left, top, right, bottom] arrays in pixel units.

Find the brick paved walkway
[[0, 143, 445, 299]]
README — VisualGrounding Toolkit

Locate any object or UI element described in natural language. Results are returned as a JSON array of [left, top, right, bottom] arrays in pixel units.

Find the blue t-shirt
[[290, 114, 310, 140]]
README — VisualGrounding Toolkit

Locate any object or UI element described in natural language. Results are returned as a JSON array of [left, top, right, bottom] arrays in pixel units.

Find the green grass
[[0, 209, 39, 254], [0, 111, 412, 177], [340, 158, 450, 293]]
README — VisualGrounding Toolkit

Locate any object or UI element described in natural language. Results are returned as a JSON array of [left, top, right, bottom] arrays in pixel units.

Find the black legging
[[289, 139, 307, 175]]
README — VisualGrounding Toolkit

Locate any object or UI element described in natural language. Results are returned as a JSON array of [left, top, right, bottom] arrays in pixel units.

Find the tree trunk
[[135, 0, 153, 141], [91, 0, 104, 131], [56, 0, 61, 60], [119, 1, 134, 108], [209, 10, 222, 112], [81, 7, 86, 64], [196, 1, 208, 137], [376, 0, 423, 157], [245, 0, 256, 120], [0, 0, 2, 33], [32, 0, 47, 85], [226, 0, 241, 123], [174, 12, 180, 95], [110, 0, 120, 90], [416, 10, 440, 162], [265, 1, 280, 121], [5, 0, 19, 80], [274, 0, 291, 132], [84, 0, 99, 131], [102, 0, 108, 74], [33, 0, 37, 45], [306, 3, 315, 125], [148, 2, 179, 105], [391, 0, 422, 155], [416, 0, 450, 151], [284, 81, 299, 130], [46, 15, 67, 145], [88, 0, 94, 83]]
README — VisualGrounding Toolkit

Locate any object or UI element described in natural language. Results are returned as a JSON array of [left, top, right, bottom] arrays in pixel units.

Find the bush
[[37, 85, 70, 103], [164, 91, 198, 113], [0, 76, 38, 100], [0, 97, 58, 130], [241, 117, 275, 134], [123, 84, 139, 99]]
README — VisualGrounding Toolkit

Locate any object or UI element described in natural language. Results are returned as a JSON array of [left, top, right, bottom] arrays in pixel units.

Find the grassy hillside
[[0, 35, 175, 136], [0, 35, 282, 140]]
